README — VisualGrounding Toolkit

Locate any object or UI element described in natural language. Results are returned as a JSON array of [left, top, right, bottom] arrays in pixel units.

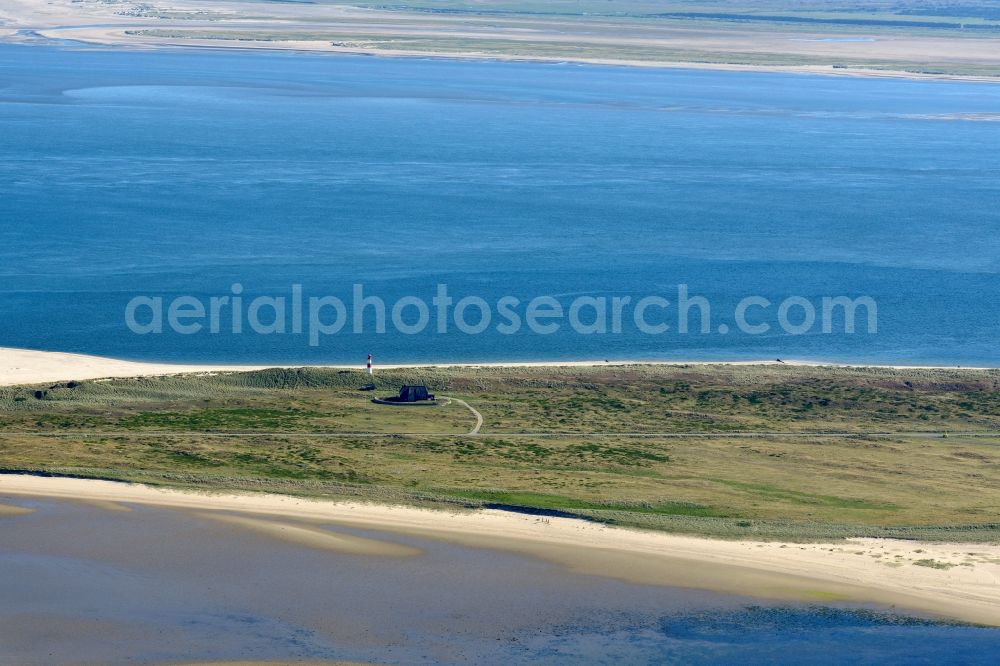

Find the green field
[[2, 364, 999, 541]]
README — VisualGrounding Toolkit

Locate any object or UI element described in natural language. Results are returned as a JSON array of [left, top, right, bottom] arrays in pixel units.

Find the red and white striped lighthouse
[[366, 354, 373, 377]]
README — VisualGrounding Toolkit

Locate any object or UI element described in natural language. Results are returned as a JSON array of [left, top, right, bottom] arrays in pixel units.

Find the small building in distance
[[397, 385, 434, 402], [373, 384, 437, 405]]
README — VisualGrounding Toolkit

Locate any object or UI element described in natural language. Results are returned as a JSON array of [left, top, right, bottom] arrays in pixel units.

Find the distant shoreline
[[8, 31, 1000, 85], [4, 0, 1000, 85], [0, 346, 995, 387]]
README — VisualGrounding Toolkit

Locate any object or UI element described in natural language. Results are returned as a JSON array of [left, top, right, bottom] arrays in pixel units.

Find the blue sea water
[[1, 43, 999, 365]]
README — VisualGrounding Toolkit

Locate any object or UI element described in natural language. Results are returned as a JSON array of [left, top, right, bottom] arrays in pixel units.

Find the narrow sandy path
[[441, 396, 483, 434]]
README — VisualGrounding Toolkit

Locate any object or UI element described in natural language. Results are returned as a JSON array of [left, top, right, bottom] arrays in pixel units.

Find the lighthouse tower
[[359, 354, 376, 391]]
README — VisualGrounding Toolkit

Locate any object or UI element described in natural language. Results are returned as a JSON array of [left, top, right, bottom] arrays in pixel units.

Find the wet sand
[[0, 501, 34, 516], [195, 512, 423, 557], [2, 490, 998, 664], [2, 475, 998, 628], [0, 493, 760, 663]]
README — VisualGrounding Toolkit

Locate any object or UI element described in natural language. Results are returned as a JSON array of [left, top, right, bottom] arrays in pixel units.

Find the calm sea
[[1, 43, 998, 365]]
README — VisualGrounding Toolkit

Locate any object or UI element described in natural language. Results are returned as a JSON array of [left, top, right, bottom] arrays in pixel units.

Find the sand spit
[[74, 498, 134, 513], [195, 512, 423, 557], [0, 347, 269, 386], [0, 501, 35, 516]]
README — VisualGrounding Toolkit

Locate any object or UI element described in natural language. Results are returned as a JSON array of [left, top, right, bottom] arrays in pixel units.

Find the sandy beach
[[1, 474, 998, 627], [1, 346, 995, 387], [2, 347, 998, 627], [0, 347, 273, 387]]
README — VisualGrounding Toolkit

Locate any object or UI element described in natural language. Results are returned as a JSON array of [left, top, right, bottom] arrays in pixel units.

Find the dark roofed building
[[397, 385, 434, 402]]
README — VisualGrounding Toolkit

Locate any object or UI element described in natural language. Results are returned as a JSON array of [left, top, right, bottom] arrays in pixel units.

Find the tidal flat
[[2, 494, 999, 664]]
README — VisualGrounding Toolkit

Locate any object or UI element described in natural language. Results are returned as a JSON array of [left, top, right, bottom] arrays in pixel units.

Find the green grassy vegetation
[[2, 364, 999, 541], [912, 557, 956, 569]]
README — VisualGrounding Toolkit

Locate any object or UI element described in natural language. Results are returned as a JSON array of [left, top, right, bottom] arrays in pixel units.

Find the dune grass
[[1, 364, 998, 541]]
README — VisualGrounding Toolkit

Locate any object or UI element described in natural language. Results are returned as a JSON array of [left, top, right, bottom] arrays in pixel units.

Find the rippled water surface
[[1, 43, 999, 364]]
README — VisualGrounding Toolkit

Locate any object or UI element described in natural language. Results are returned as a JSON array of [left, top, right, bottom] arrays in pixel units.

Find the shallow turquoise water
[[1, 43, 998, 364]]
